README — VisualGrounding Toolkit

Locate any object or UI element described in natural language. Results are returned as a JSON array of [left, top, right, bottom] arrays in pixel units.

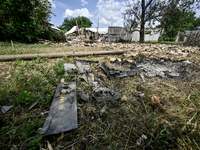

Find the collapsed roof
[[65, 26, 78, 35]]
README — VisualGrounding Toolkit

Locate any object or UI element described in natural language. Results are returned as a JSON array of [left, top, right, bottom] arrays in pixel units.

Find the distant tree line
[[58, 16, 93, 31], [0, 0, 65, 43]]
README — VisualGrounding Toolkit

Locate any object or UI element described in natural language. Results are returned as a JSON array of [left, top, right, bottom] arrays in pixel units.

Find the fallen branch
[[0, 50, 127, 61]]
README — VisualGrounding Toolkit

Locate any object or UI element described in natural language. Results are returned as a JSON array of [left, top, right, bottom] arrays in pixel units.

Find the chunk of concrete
[[64, 64, 77, 76], [110, 58, 116, 63], [76, 60, 90, 73]]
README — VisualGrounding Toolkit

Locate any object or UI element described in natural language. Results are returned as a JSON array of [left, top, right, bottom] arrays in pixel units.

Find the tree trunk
[[140, 0, 145, 43], [140, 24, 145, 43]]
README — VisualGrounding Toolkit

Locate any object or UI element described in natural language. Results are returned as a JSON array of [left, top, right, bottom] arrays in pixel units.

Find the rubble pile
[[37, 36, 200, 58]]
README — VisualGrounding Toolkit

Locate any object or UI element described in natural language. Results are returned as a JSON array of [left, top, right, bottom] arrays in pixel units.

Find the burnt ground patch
[[116, 58, 200, 79]]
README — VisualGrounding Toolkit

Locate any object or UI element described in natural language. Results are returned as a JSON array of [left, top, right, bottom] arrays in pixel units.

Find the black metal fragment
[[40, 82, 77, 136], [118, 70, 139, 78], [100, 62, 122, 76]]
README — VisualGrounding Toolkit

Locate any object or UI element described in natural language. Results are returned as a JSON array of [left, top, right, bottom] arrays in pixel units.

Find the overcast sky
[[49, 0, 200, 29]]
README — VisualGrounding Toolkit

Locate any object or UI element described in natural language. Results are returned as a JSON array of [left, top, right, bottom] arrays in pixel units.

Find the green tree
[[122, 0, 200, 43], [0, 0, 53, 42], [59, 16, 93, 31], [159, 3, 200, 41]]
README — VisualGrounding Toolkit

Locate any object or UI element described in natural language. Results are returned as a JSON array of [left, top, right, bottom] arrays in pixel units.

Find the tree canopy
[[123, 0, 200, 43], [0, 0, 57, 42], [159, 3, 200, 41], [59, 16, 93, 31]]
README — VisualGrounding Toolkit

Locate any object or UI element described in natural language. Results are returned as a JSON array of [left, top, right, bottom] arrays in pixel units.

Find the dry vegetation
[[0, 42, 200, 150], [0, 42, 105, 55]]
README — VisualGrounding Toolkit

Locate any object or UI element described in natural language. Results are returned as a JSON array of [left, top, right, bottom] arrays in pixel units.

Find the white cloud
[[81, 0, 88, 6], [48, 0, 56, 9], [55, 1, 68, 9], [64, 8, 93, 18], [96, 0, 126, 26]]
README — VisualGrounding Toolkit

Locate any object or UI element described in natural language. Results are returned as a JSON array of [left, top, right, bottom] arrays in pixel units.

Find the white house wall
[[108, 27, 161, 42]]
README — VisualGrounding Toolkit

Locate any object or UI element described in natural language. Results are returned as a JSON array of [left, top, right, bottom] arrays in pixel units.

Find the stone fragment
[[151, 96, 161, 105], [64, 64, 77, 76], [127, 59, 133, 63], [117, 58, 122, 62], [100, 105, 107, 113], [121, 95, 127, 101], [110, 58, 116, 63]]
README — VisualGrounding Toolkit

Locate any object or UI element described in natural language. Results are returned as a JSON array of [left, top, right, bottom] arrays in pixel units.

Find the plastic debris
[[1, 105, 13, 114], [40, 82, 77, 136]]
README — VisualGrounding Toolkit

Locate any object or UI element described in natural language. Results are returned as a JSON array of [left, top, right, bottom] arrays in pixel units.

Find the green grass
[[0, 42, 105, 55], [0, 45, 200, 149]]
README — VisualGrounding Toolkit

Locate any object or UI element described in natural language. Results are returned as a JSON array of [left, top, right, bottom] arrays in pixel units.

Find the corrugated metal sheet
[[65, 26, 78, 35], [51, 26, 60, 31]]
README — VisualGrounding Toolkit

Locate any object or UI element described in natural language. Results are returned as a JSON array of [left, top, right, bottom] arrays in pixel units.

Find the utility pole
[[97, 18, 99, 33], [76, 19, 79, 35]]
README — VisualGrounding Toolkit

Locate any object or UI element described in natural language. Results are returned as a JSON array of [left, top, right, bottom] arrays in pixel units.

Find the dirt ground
[[0, 43, 200, 150]]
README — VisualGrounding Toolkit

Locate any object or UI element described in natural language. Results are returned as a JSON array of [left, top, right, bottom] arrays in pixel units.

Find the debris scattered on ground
[[101, 62, 122, 76], [1, 105, 13, 114], [92, 87, 121, 102], [2, 41, 200, 149]]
